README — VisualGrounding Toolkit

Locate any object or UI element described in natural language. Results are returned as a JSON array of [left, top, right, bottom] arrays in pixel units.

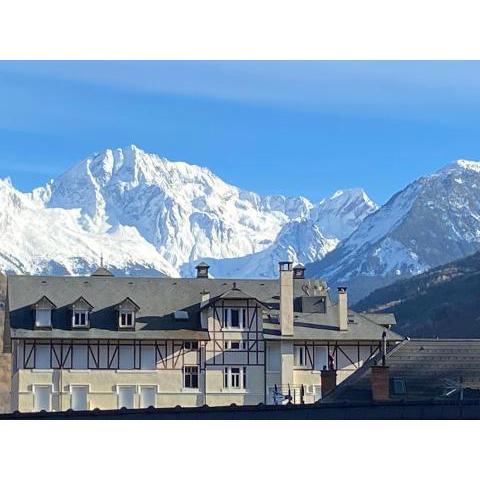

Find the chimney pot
[[293, 264, 305, 279], [195, 262, 209, 278]]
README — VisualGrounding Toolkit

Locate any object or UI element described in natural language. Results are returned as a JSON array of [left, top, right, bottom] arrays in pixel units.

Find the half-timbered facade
[[6, 263, 402, 412]]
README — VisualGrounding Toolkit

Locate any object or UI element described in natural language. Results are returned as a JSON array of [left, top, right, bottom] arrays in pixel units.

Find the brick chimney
[[279, 262, 294, 336], [321, 367, 337, 398], [337, 286, 348, 331], [371, 331, 389, 401], [370, 365, 390, 402]]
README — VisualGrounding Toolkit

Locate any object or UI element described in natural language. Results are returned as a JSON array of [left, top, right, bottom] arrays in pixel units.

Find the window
[[294, 345, 306, 367], [267, 343, 281, 372], [35, 309, 52, 328], [71, 386, 88, 411], [224, 367, 247, 389], [223, 308, 246, 329], [118, 386, 136, 409], [35, 344, 50, 369], [72, 310, 89, 328], [224, 341, 246, 350], [140, 386, 156, 408], [34, 385, 52, 412], [119, 345, 135, 369], [392, 377, 407, 395], [119, 312, 135, 328], [313, 346, 328, 371], [72, 344, 88, 369], [184, 366, 199, 389], [140, 345, 156, 370], [184, 341, 199, 350]]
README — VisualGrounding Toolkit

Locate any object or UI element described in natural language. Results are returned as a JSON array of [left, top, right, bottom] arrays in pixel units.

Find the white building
[[6, 262, 401, 412]]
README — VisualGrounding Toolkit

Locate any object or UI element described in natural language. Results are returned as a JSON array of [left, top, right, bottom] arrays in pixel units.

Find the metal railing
[[269, 384, 308, 405]]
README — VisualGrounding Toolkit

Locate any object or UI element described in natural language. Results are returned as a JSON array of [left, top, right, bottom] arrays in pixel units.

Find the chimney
[[293, 264, 305, 279], [370, 364, 390, 402], [200, 290, 210, 329], [337, 286, 348, 331], [200, 289, 210, 308], [279, 261, 294, 336], [195, 262, 209, 278], [321, 367, 337, 398]]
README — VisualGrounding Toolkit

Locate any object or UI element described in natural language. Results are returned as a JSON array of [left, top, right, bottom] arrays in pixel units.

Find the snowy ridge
[[0, 145, 376, 278], [307, 156, 480, 302]]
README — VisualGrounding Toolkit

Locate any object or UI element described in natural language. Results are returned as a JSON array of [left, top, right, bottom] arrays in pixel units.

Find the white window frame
[[223, 366, 247, 390], [69, 384, 90, 411], [35, 308, 52, 328], [72, 310, 89, 328], [223, 308, 247, 329], [224, 341, 247, 350], [119, 310, 135, 329], [139, 385, 157, 408], [294, 345, 306, 367], [33, 384, 53, 412], [183, 365, 199, 390], [116, 385, 137, 409]]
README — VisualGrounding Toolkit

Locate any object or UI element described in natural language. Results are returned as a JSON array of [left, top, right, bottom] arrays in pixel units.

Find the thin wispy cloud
[[1, 61, 480, 202]]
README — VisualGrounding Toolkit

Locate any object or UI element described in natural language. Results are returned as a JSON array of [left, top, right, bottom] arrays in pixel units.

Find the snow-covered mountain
[[307, 159, 480, 303], [0, 145, 377, 278]]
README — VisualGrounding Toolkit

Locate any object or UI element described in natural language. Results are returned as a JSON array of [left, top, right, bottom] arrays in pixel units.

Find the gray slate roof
[[263, 309, 401, 341], [8, 275, 401, 341], [323, 339, 480, 403]]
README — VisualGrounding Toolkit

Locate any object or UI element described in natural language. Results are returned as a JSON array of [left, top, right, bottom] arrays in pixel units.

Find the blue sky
[[2, 61, 480, 204]]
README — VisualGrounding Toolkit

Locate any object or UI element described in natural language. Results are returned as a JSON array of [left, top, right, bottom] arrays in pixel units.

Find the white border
[[2, 1, 480, 60]]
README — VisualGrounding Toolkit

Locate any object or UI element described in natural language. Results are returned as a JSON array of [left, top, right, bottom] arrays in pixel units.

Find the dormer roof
[[91, 267, 114, 277], [200, 283, 271, 310], [69, 296, 94, 311], [30, 295, 56, 310], [114, 297, 140, 312]]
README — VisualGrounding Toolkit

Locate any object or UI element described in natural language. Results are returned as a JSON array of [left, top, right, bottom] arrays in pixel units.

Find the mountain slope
[[181, 188, 376, 278], [306, 159, 480, 303], [0, 145, 376, 278], [354, 250, 480, 338], [0, 178, 177, 276]]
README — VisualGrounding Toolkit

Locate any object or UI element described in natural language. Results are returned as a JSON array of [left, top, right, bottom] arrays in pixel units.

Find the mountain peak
[[437, 158, 480, 176]]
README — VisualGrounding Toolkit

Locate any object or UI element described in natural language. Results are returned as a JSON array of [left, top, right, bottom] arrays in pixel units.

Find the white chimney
[[200, 290, 210, 329], [200, 289, 210, 308], [279, 262, 294, 336], [337, 286, 348, 331]]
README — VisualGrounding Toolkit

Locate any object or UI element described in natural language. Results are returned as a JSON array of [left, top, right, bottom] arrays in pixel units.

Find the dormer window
[[114, 297, 140, 330], [73, 311, 89, 327], [119, 311, 135, 328], [31, 296, 56, 329], [223, 308, 247, 329], [69, 297, 94, 329]]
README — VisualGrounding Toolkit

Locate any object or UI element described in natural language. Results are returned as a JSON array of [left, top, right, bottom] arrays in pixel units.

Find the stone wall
[[0, 273, 11, 413]]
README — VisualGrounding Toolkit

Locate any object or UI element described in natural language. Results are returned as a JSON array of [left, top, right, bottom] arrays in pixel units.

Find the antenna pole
[[382, 330, 387, 367]]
